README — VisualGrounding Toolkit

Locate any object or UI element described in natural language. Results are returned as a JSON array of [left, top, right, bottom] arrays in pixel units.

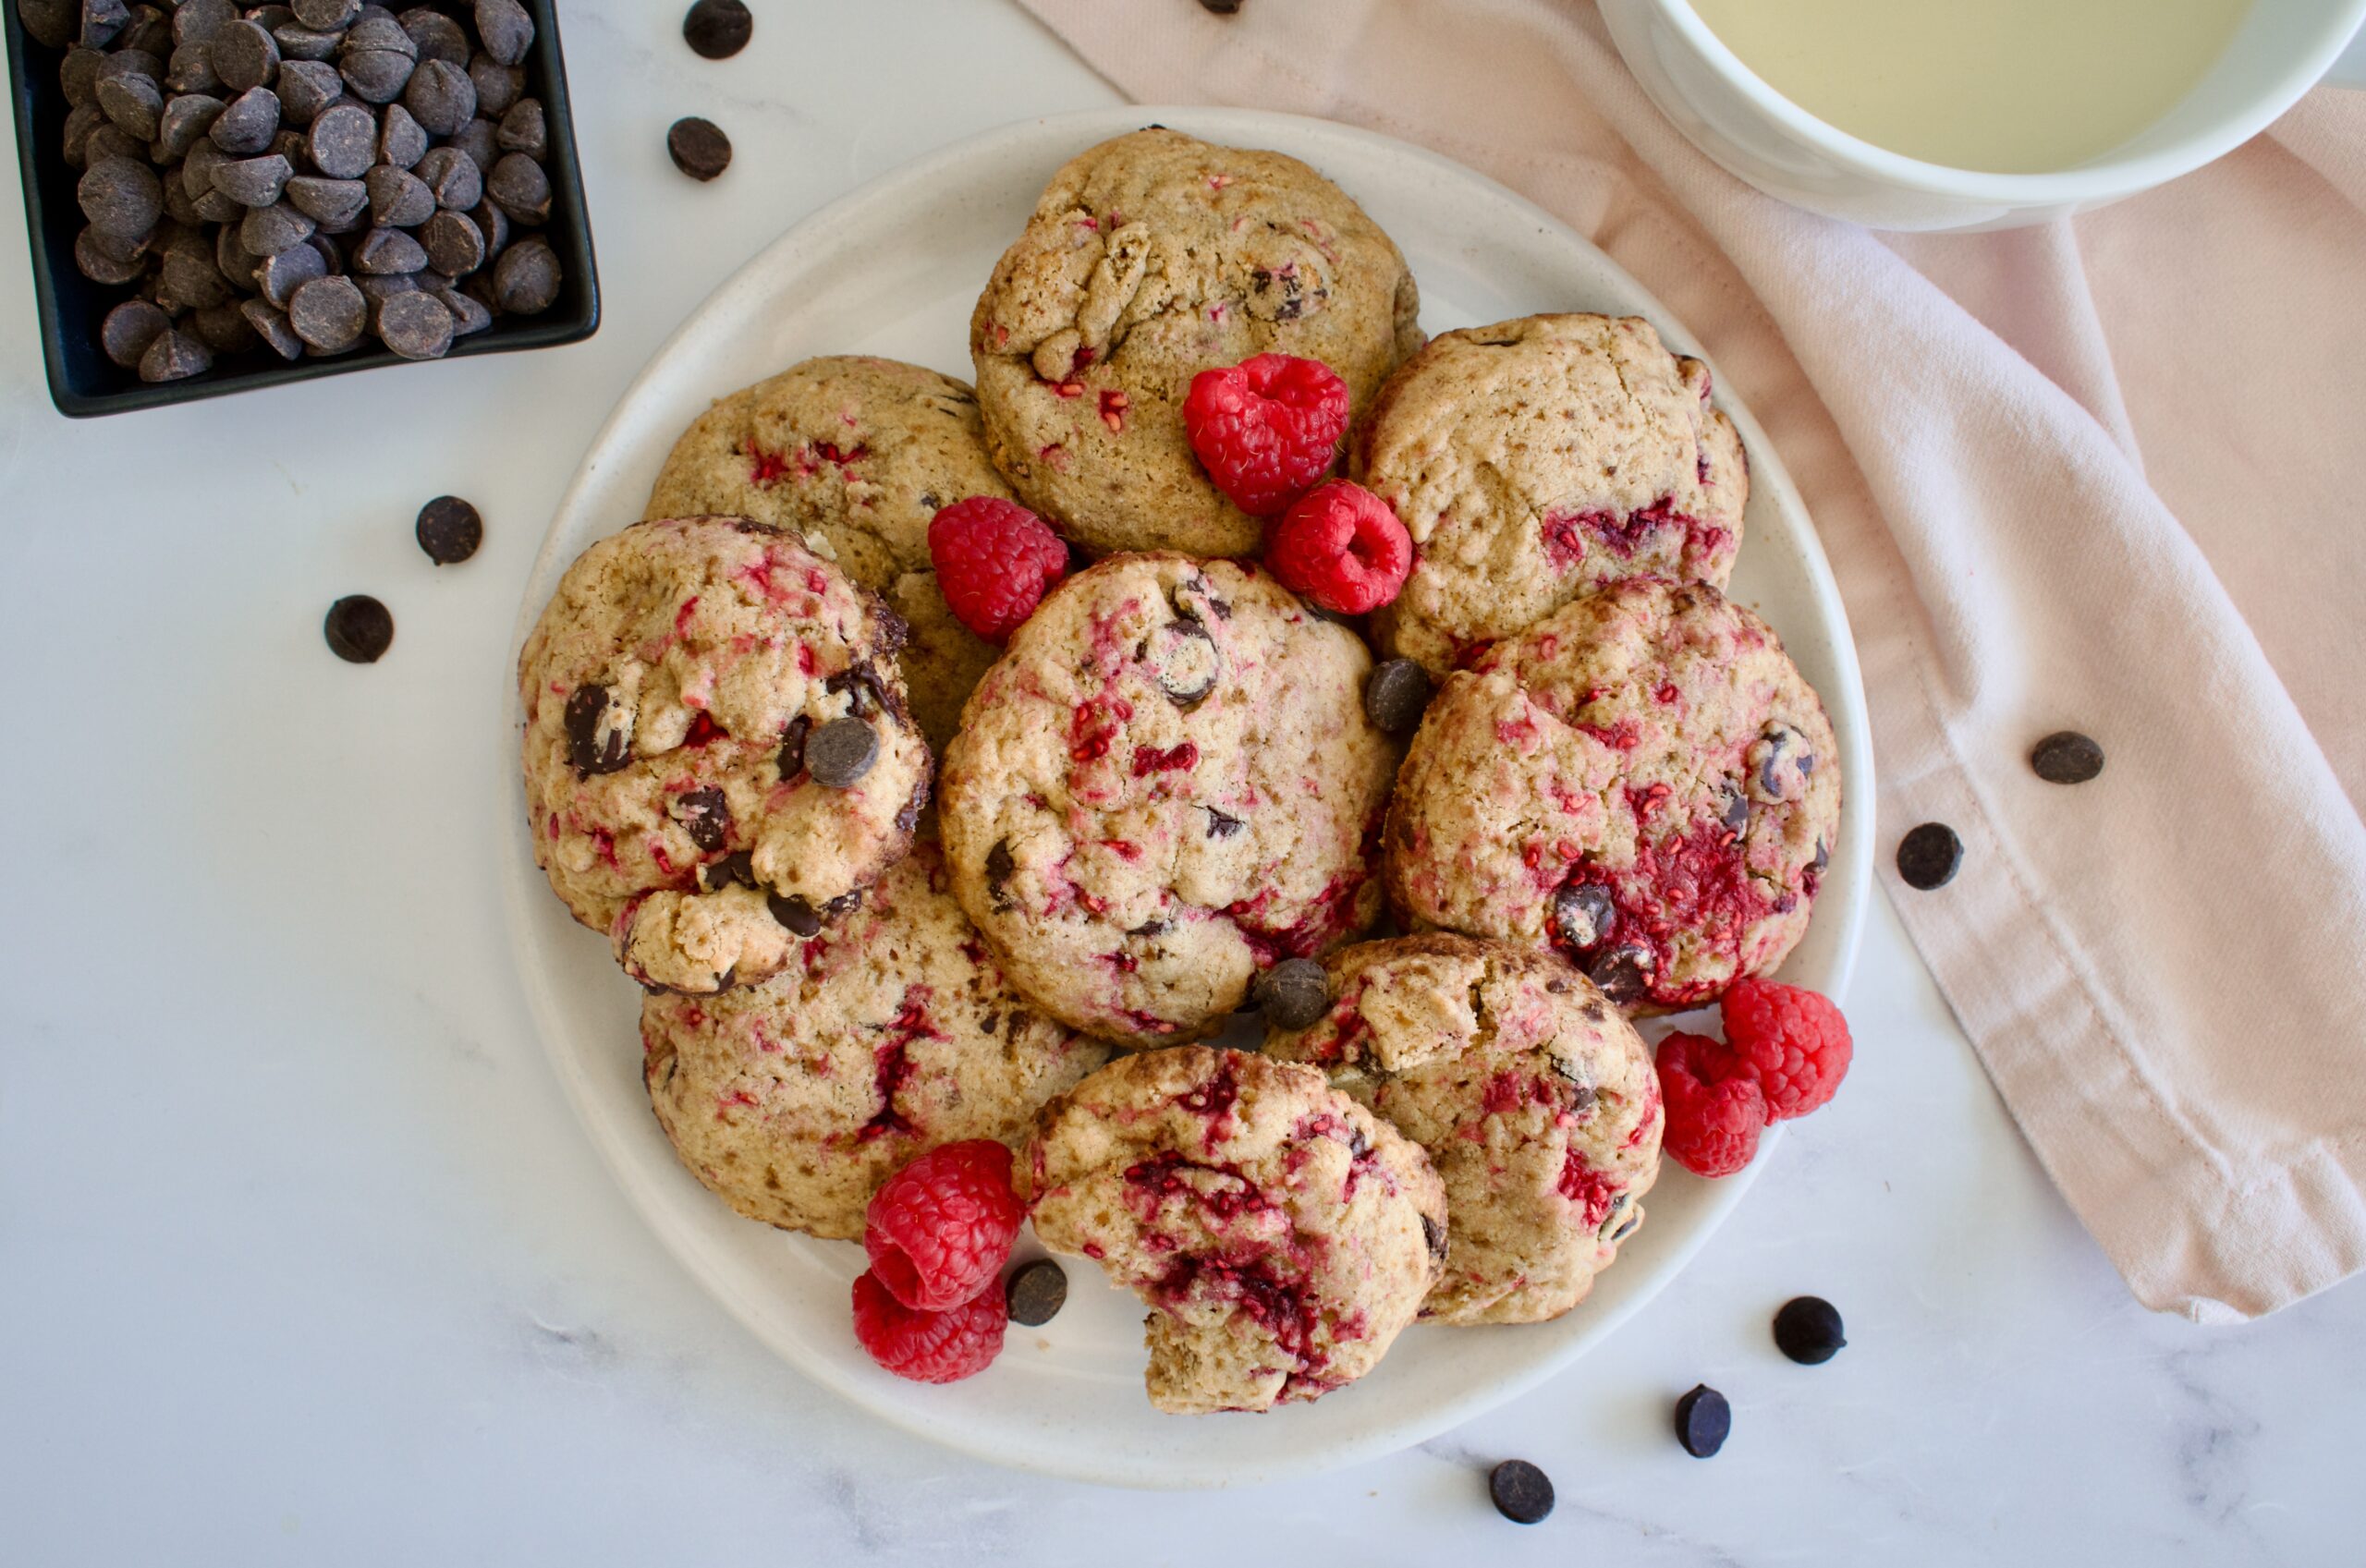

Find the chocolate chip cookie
[[642, 846, 1110, 1239], [1385, 577, 1838, 1011], [643, 356, 1008, 752], [1355, 314, 1747, 675], [1020, 1046, 1445, 1414], [970, 128, 1421, 558], [937, 553, 1397, 1046], [1263, 935, 1662, 1325], [518, 517, 932, 994]]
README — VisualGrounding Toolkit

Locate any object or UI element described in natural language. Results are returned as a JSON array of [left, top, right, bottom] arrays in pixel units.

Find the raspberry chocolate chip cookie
[[518, 517, 932, 994], [937, 554, 1398, 1046], [970, 128, 1422, 558], [1385, 577, 1838, 1011], [1354, 314, 1747, 675], [642, 356, 1009, 752], [1020, 1046, 1446, 1415], [641, 847, 1110, 1240], [1263, 935, 1662, 1325]]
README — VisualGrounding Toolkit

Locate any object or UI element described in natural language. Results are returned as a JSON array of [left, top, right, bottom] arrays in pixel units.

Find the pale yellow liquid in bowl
[[1687, 0, 2256, 173]]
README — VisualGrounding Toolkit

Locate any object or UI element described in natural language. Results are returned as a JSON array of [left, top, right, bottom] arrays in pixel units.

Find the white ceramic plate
[[503, 107, 1872, 1490]]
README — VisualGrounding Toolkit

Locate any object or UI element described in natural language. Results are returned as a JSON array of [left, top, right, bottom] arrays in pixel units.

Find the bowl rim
[[1639, 0, 2366, 201]]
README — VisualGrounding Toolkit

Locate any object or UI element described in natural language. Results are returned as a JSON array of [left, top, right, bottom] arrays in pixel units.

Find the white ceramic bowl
[[1600, 0, 2366, 231]]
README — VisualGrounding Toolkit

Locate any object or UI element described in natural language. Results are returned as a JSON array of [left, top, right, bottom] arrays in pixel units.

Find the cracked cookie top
[[937, 553, 1397, 1046], [970, 128, 1421, 558], [1384, 576, 1838, 1011], [641, 845, 1111, 1241], [1263, 934, 1662, 1325], [1355, 313, 1747, 675], [1020, 1046, 1445, 1414], [518, 517, 933, 994], [642, 356, 1008, 752]]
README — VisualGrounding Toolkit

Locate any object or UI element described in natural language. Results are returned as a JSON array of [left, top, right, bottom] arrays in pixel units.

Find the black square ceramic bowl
[[5, 0, 598, 417]]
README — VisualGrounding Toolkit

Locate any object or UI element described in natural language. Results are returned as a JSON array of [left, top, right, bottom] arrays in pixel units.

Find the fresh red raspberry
[[1265, 480, 1413, 615], [863, 1138, 1026, 1311], [1657, 1030, 1767, 1179], [927, 497, 1068, 643], [850, 1269, 1007, 1383], [1718, 978, 1853, 1121], [1183, 353, 1352, 516]]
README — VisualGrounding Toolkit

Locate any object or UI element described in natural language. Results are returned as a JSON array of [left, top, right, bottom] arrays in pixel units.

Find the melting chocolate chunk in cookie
[[805, 716, 877, 788], [701, 849, 754, 892], [1421, 1211, 1447, 1258], [775, 714, 810, 780], [1552, 882, 1616, 952], [1583, 943, 1651, 1007], [563, 683, 630, 775], [672, 786, 729, 851], [1256, 957, 1330, 1030], [1204, 806, 1244, 838], [766, 892, 821, 937], [1146, 618, 1220, 705], [1721, 783, 1751, 834]]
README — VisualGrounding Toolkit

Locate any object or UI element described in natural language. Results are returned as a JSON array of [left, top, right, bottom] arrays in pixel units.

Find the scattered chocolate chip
[[1360, 656, 1433, 733], [1610, 1212, 1640, 1243], [77, 155, 161, 237], [1256, 957, 1330, 1030], [138, 325, 213, 381], [682, 0, 750, 59], [282, 173, 364, 226], [1488, 1459, 1554, 1525], [1773, 1295, 1846, 1365], [775, 714, 810, 779], [191, 298, 259, 354], [471, 0, 532, 67], [1813, 837, 1831, 871], [823, 889, 862, 921], [491, 235, 559, 312], [253, 233, 324, 303], [1145, 617, 1219, 704], [564, 684, 630, 775], [766, 892, 821, 937], [824, 664, 885, 719], [985, 837, 1016, 901], [701, 849, 754, 892], [80, 0, 131, 48], [306, 100, 376, 176], [1127, 918, 1171, 938], [174, 0, 236, 49], [99, 298, 171, 366], [1584, 943, 1651, 1007], [1004, 1258, 1067, 1327], [375, 288, 451, 358], [671, 786, 731, 852], [446, 113, 497, 170], [665, 115, 731, 182], [1198, 0, 1243, 12], [407, 495, 481, 566], [433, 279, 493, 336], [1895, 821, 1961, 890], [1551, 882, 1615, 952], [1420, 1212, 1446, 1258], [1597, 1190, 1629, 1239], [372, 101, 427, 168], [2030, 730, 2104, 785], [803, 716, 877, 789], [344, 14, 421, 57], [1205, 806, 1244, 838], [323, 592, 393, 662], [1675, 1384, 1731, 1457]]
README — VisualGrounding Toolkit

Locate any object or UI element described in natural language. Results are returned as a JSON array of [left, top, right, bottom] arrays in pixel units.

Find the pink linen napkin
[[1016, 0, 2366, 1321]]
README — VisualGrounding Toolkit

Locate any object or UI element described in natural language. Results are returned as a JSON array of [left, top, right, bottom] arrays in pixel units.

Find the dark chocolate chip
[[1257, 957, 1330, 1030], [1584, 943, 1651, 1007], [137, 326, 211, 383], [564, 685, 631, 775], [1420, 1211, 1446, 1258], [1361, 657, 1433, 734], [672, 786, 731, 853], [191, 298, 259, 355], [271, 23, 341, 63], [1205, 806, 1244, 838], [472, 0, 533, 67], [364, 163, 434, 225], [343, 14, 420, 57], [1610, 1213, 1640, 1243], [1675, 1384, 1731, 1458], [155, 90, 226, 155], [306, 101, 375, 176], [1128, 918, 1171, 938], [803, 716, 877, 789], [339, 47, 414, 103], [238, 199, 314, 257], [166, 40, 223, 93], [1144, 618, 1219, 705], [1812, 837, 1830, 871], [1488, 1459, 1554, 1525], [207, 82, 279, 152], [1773, 1295, 1846, 1365], [448, 114, 498, 170], [701, 849, 754, 892], [399, 6, 470, 67], [254, 234, 325, 304], [413, 495, 481, 565], [1895, 821, 1961, 890], [491, 236, 559, 313], [288, 273, 366, 350], [19, 0, 77, 49], [211, 152, 291, 206], [494, 94, 543, 157], [59, 44, 104, 105], [77, 156, 162, 238], [1722, 783, 1751, 835], [1551, 882, 1615, 952], [351, 224, 427, 274], [94, 68, 163, 141], [375, 289, 452, 358], [174, 0, 236, 48], [80, 0, 131, 49], [682, 0, 750, 59], [1597, 1190, 1628, 1239], [433, 280, 493, 337], [288, 0, 356, 28], [824, 664, 885, 719], [766, 893, 821, 937], [1199, 0, 1243, 12], [404, 56, 474, 135], [415, 145, 483, 211], [241, 298, 305, 359], [210, 18, 278, 91], [665, 115, 731, 182], [775, 714, 810, 779], [73, 225, 147, 285], [420, 208, 484, 275], [377, 100, 428, 167], [985, 838, 1016, 901], [1003, 1258, 1067, 1327], [468, 53, 522, 115], [323, 593, 393, 662], [156, 244, 231, 310], [823, 889, 863, 922], [2030, 730, 2104, 785], [285, 173, 368, 225], [99, 298, 172, 368]]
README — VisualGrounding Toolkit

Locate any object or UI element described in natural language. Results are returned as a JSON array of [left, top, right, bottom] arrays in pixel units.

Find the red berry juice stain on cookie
[[1555, 810, 1772, 1010], [1175, 1055, 1243, 1150], [745, 443, 792, 487], [1556, 1152, 1620, 1228], [1625, 1079, 1662, 1149], [860, 987, 944, 1142], [1123, 1153, 1271, 1222], [717, 1088, 759, 1117], [684, 712, 723, 747], [794, 442, 867, 479], [1155, 1257, 1331, 1396], [1068, 695, 1133, 762], [590, 828, 620, 869], [1131, 741, 1198, 776]]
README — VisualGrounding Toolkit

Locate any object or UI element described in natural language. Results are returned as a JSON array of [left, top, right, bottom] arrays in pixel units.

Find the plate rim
[[498, 104, 1874, 1489]]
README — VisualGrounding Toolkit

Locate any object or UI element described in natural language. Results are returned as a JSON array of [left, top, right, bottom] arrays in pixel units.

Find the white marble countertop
[[2, 2, 2358, 1562]]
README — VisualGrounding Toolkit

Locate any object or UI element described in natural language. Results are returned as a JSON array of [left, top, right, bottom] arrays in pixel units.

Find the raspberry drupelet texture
[[1718, 978, 1852, 1121], [1265, 480, 1413, 615], [1183, 353, 1353, 516], [1656, 1030, 1766, 1178], [864, 1139, 1028, 1311], [850, 1268, 1008, 1383], [928, 496, 1070, 643]]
